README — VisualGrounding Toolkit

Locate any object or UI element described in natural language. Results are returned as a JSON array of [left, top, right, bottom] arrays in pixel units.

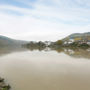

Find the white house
[[64, 39, 75, 45], [87, 41, 90, 45], [44, 41, 51, 46]]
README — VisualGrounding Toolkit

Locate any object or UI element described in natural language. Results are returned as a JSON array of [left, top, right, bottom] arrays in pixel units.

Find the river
[[0, 46, 90, 90]]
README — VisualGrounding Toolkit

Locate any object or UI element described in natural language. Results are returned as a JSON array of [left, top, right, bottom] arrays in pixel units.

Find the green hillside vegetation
[[50, 32, 90, 48], [63, 32, 90, 41], [24, 41, 46, 51]]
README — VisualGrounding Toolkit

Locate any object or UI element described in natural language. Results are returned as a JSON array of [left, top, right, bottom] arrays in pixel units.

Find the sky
[[0, 0, 90, 41]]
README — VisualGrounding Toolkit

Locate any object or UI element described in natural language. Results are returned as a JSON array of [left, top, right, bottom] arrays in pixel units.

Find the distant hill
[[0, 35, 28, 47], [63, 32, 90, 41]]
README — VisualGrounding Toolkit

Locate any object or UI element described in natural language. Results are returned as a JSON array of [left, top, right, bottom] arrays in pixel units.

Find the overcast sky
[[0, 0, 90, 41]]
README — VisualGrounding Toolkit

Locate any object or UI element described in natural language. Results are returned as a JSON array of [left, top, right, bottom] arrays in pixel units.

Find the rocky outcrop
[[0, 77, 10, 90]]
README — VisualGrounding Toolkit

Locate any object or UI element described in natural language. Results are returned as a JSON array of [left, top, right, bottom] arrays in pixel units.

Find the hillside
[[63, 32, 90, 41], [0, 35, 28, 47]]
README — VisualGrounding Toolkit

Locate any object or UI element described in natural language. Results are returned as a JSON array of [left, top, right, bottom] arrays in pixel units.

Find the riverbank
[[0, 77, 10, 90]]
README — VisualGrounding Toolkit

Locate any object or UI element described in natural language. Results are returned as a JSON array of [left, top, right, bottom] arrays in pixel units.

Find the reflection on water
[[0, 46, 27, 57], [25, 46, 90, 59], [53, 48, 90, 59], [0, 46, 90, 59], [0, 46, 90, 90]]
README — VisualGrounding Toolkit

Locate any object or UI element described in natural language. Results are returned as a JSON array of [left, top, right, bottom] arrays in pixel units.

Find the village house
[[87, 41, 90, 45], [63, 39, 75, 45]]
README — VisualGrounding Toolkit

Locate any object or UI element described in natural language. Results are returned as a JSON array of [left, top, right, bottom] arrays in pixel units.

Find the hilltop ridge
[[0, 35, 28, 46], [63, 32, 90, 41]]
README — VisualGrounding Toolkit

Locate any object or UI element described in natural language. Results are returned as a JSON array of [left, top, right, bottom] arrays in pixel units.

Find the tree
[[55, 40, 63, 45]]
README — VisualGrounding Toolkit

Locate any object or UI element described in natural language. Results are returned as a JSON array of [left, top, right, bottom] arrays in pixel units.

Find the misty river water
[[0, 46, 90, 90]]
